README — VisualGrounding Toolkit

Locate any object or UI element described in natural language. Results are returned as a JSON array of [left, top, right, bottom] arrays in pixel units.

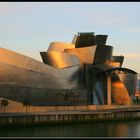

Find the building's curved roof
[[40, 51, 80, 68], [48, 42, 75, 52], [64, 45, 97, 64], [91, 64, 137, 74]]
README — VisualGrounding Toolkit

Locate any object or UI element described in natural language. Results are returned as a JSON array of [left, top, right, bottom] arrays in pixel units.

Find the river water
[[0, 120, 140, 138]]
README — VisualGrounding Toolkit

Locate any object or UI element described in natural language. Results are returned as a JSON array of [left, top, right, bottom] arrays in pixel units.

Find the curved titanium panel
[[92, 64, 137, 74], [93, 45, 113, 64], [0, 48, 79, 89], [40, 51, 48, 64], [0, 84, 88, 106], [111, 56, 124, 67], [0, 47, 59, 74], [64, 46, 97, 65], [71, 34, 78, 44], [0, 62, 71, 89], [0, 63, 81, 105], [118, 73, 137, 96], [59, 65, 82, 88], [59, 65, 80, 80], [95, 35, 108, 46], [111, 77, 132, 105], [74, 32, 96, 48], [47, 42, 75, 52], [40, 51, 80, 68], [108, 62, 121, 67]]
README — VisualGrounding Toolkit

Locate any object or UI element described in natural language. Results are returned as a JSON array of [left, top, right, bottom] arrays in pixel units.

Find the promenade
[[0, 106, 140, 126]]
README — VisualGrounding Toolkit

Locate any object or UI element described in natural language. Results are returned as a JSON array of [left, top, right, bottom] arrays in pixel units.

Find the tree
[[1, 99, 9, 113], [22, 100, 31, 113]]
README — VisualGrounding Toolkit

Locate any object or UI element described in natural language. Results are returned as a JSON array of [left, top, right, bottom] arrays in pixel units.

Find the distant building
[[0, 32, 138, 106]]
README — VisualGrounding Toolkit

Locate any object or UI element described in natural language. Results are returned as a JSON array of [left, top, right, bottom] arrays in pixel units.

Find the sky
[[0, 2, 140, 73]]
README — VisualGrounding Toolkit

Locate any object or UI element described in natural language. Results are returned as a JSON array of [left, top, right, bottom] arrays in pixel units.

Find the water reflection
[[0, 120, 140, 137]]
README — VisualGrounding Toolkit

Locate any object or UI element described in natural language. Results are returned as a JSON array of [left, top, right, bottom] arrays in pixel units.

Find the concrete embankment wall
[[0, 108, 140, 126]]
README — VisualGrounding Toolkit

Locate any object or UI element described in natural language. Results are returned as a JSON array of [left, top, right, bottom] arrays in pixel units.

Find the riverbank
[[0, 106, 140, 127]]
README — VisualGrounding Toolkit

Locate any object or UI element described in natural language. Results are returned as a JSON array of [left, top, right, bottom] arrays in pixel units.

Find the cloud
[[0, 2, 40, 15], [95, 17, 125, 25], [124, 28, 140, 33], [87, 15, 127, 27], [123, 53, 140, 59]]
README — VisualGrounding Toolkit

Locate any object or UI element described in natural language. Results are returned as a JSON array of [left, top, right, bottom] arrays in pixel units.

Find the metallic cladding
[[74, 32, 96, 48], [111, 73, 132, 105], [91, 64, 137, 74], [93, 45, 113, 64], [0, 84, 88, 106], [0, 62, 70, 89], [64, 46, 97, 65], [0, 47, 59, 74], [40, 51, 80, 68], [95, 35, 108, 46], [118, 73, 137, 96], [111, 56, 124, 67], [0, 48, 78, 89], [48, 42, 75, 52], [0, 32, 138, 106]]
